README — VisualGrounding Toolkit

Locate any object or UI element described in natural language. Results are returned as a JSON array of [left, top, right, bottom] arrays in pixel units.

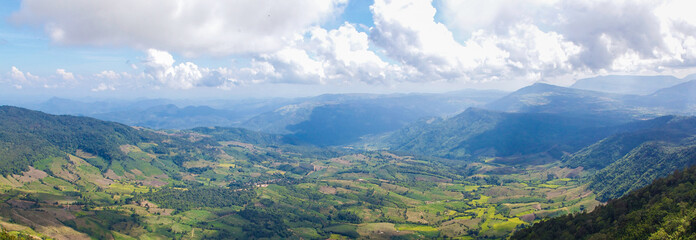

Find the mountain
[[563, 115, 696, 201], [485, 81, 696, 123], [570, 75, 687, 95], [35, 97, 171, 115], [93, 104, 242, 129], [0, 106, 155, 175], [564, 115, 696, 170], [484, 83, 646, 122], [376, 108, 623, 160], [241, 90, 508, 145], [631, 80, 696, 114], [511, 165, 696, 239], [29, 97, 298, 130]]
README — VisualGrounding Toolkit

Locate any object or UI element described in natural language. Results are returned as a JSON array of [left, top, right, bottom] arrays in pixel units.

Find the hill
[[563, 116, 696, 201], [511, 165, 696, 239], [570, 75, 686, 95], [242, 90, 507, 145], [0, 106, 155, 175], [377, 108, 623, 160], [93, 104, 241, 129], [632, 80, 696, 114], [484, 83, 647, 122]]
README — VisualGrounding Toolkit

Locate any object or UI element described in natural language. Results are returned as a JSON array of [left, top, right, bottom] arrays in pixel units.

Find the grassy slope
[[0, 107, 601, 239]]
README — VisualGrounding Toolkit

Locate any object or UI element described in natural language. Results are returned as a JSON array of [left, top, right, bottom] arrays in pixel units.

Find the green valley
[[0, 106, 605, 239]]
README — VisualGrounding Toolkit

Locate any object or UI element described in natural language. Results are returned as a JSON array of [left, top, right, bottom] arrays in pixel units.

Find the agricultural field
[[0, 128, 600, 239]]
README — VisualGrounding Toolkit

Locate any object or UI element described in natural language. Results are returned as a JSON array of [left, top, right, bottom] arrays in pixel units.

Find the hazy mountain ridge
[[570, 75, 689, 95], [375, 107, 624, 160]]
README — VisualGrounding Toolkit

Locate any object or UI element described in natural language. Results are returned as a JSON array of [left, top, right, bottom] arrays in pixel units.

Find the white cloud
[[6, 66, 41, 88], [249, 23, 399, 85], [370, 0, 513, 81], [56, 68, 75, 80], [9, 0, 696, 92], [142, 48, 238, 89], [10, 66, 27, 82], [95, 70, 121, 80], [258, 47, 326, 84], [11, 0, 347, 56], [91, 83, 115, 92], [309, 23, 397, 83], [439, 0, 696, 79]]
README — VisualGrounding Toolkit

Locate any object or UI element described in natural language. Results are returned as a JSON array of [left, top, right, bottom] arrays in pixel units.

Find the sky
[[2, 0, 696, 100]]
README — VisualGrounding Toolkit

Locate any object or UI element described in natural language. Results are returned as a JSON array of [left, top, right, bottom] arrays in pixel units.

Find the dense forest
[[512, 166, 696, 239]]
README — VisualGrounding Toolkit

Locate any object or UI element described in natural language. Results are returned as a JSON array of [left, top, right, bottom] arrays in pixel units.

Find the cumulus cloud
[[142, 49, 239, 89], [8, 0, 696, 91], [56, 68, 75, 80], [10, 66, 27, 82], [438, 0, 696, 79], [6, 66, 41, 89], [370, 0, 512, 81], [309, 23, 398, 83], [249, 22, 401, 84], [91, 83, 115, 92], [11, 0, 347, 56], [95, 70, 121, 80]]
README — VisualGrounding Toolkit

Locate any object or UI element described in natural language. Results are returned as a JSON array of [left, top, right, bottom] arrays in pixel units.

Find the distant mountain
[[570, 75, 686, 95], [93, 104, 242, 130], [484, 83, 646, 122], [376, 108, 623, 160], [241, 90, 508, 145], [512, 165, 696, 239], [36, 97, 172, 115], [631, 80, 696, 114]]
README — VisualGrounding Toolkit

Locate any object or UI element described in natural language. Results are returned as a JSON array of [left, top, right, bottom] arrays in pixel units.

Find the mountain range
[[2, 75, 696, 238]]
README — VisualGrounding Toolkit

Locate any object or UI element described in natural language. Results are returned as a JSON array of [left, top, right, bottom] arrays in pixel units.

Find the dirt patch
[[183, 160, 216, 168], [319, 186, 337, 194], [13, 167, 48, 184], [40, 208, 76, 222], [75, 150, 95, 159], [330, 157, 352, 166], [130, 169, 144, 176], [104, 169, 122, 180], [11, 209, 90, 240], [520, 213, 536, 222], [357, 222, 411, 239], [92, 178, 114, 188], [119, 144, 138, 154], [441, 218, 479, 237], [139, 179, 167, 187], [8, 199, 36, 209], [53, 167, 78, 182]]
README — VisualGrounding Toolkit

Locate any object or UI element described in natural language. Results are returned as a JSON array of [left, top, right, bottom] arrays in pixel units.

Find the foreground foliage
[[512, 166, 696, 239]]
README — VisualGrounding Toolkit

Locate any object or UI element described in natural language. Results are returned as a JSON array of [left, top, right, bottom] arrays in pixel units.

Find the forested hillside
[[563, 115, 696, 201], [0, 106, 153, 175], [380, 108, 622, 160], [512, 166, 696, 239]]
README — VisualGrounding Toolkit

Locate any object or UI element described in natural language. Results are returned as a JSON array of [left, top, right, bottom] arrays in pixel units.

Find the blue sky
[[2, 0, 696, 100]]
